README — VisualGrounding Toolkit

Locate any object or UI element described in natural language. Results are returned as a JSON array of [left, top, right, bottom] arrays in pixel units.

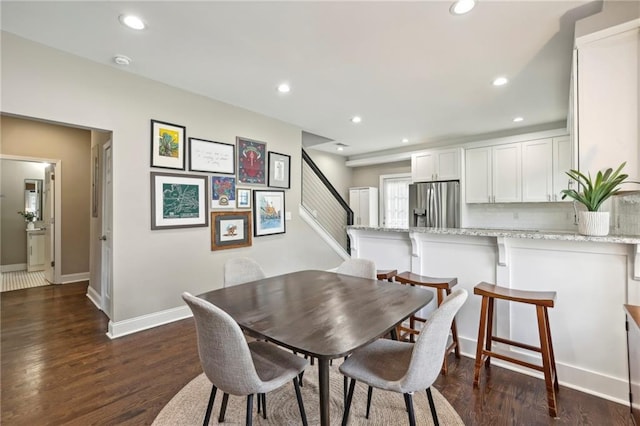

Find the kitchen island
[[347, 226, 640, 405]]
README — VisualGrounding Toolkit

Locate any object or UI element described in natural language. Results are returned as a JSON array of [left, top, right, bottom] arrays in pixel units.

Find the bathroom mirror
[[24, 179, 43, 220]]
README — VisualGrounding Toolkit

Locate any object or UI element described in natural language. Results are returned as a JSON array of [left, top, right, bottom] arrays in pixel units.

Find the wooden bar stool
[[395, 271, 460, 374], [376, 269, 397, 282], [473, 282, 559, 417]]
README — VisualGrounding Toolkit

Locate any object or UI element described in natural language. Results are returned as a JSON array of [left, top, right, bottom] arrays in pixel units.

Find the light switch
[[285, 211, 292, 221]]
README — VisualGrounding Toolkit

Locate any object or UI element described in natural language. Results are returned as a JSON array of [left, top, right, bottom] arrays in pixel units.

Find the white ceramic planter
[[26, 221, 35, 230], [578, 211, 610, 236]]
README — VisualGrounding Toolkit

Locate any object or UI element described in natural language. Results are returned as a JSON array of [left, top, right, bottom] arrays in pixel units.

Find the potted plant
[[18, 210, 37, 230], [561, 162, 630, 236]]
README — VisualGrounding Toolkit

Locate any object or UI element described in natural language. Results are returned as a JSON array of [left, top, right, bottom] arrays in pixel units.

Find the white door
[[100, 142, 113, 318], [43, 164, 55, 283]]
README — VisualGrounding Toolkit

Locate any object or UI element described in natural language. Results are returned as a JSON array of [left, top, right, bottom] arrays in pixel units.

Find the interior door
[[43, 164, 55, 283], [100, 141, 113, 318]]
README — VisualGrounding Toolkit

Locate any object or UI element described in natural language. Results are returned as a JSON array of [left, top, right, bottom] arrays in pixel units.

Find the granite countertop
[[347, 226, 640, 244]]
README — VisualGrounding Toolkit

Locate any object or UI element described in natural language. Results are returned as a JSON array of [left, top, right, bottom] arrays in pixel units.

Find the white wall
[[1, 32, 343, 324]]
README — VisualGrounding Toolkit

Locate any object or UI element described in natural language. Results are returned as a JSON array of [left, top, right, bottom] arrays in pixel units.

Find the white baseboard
[[458, 336, 630, 406], [107, 305, 192, 339], [86, 286, 103, 311], [60, 272, 90, 284], [1, 264, 27, 273]]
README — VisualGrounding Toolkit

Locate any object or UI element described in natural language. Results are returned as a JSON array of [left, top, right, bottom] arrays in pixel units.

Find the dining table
[[198, 269, 434, 426]]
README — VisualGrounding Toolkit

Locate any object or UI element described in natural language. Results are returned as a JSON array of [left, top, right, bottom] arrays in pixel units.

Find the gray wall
[[350, 160, 411, 188], [304, 148, 353, 201], [2, 32, 343, 322]]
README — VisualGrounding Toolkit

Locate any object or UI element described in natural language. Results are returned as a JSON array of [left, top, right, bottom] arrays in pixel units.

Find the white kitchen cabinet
[[411, 148, 461, 182], [349, 187, 378, 227], [522, 138, 553, 202], [575, 24, 639, 185], [552, 136, 574, 201], [27, 230, 45, 272], [465, 143, 521, 203]]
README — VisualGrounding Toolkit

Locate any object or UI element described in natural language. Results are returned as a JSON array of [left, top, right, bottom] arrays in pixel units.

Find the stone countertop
[[346, 226, 640, 244]]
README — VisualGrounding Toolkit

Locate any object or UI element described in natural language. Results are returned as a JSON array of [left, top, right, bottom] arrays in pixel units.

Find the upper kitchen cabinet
[[349, 187, 378, 227], [522, 136, 573, 202], [575, 23, 639, 185], [411, 148, 461, 182], [466, 143, 521, 203]]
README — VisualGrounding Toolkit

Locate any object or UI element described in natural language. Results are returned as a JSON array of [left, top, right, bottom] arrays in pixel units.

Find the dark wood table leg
[[318, 357, 330, 426]]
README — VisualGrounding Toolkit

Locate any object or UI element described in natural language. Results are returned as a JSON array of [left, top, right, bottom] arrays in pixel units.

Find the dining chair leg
[[293, 377, 308, 426], [341, 379, 357, 426], [218, 392, 229, 422], [403, 393, 416, 426], [257, 392, 261, 414], [365, 386, 373, 419], [203, 384, 217, 426], [343, 376, 348, 403], [246, 394, 254, 426], [426, 388, 439, 426], [261, 393, 267, 419]]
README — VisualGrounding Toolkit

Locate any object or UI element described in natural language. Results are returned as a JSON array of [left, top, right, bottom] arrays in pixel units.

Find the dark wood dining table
[[198, 269, 434, 426]]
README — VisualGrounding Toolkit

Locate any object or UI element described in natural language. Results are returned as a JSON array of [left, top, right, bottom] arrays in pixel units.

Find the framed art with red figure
[[237, 136, 266, 185]]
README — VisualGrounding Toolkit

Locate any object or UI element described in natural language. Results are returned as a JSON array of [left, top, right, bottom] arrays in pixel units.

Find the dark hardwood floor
[[1, 282, 633, 425]]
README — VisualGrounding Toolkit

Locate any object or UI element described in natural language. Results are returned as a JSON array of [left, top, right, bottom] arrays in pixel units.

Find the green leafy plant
[[561, 162, 631, 211], [17, 211, 37, 221]]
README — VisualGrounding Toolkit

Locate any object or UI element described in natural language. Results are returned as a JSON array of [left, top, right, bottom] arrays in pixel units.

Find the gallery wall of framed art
[[150, 119, 292, 244]]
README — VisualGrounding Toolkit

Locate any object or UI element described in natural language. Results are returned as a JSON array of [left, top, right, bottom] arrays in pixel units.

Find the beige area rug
[[153, 362, 464, 425], [1, 270, 49, 292]]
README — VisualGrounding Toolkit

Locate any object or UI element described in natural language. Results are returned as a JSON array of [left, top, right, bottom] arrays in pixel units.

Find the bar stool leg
[[536, 306, 558, 417], [544, 307, 559, 391], [448, 288, 461, 359], [484, 297, 495, 369], [473, 295, 489, 387]]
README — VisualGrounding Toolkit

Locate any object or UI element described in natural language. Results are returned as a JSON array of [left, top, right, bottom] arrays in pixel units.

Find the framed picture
[[150, 119, 186, 170], [268, 151, 291, 189], [189, 137, 235, 174], [211, 175, 236, 209], [150, 172, 208, 230], [236, 188, 251, 209], [211, 211, 252, 251], [237, 136, 266, 185], [253, 190, 285, 236]]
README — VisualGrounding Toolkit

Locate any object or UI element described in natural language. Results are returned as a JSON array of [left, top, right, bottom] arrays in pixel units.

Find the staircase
[[301, 149, 353, 257]]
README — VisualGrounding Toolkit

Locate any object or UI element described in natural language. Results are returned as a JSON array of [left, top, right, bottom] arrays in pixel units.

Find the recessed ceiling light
[[336, 146, 344, 151], [113, 55, 132, 66], [492, 76, 508, 86], [119, 14, 145, 30], [513, 117, 524, 122], [351, 116, 362, 124], [402, 138, 409, 143], [277, 83, 290, 93], [450, 0, 476, 15]]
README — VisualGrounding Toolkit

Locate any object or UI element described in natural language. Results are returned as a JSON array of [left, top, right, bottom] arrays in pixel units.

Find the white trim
[[299, 204, 350, 260], [107, 305, 192, 339], [457, 337, 629, 407], [1, 264, 27, 273], [575, 18, 640, 48], [345, 128, 568, 168], [86, 285, 102, 310], [60, 272, 90, 284]]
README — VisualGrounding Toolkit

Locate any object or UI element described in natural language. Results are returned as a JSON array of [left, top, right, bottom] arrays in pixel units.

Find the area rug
[[1, 270, 49, 292], [153, 362, 464, 425]]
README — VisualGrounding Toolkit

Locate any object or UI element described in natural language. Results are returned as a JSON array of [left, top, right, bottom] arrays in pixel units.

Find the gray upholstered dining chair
[[339, 288, 468, 426], [336, 258, 377, 279], [223, 257, 266, 287], [182, 292, 309, 426]]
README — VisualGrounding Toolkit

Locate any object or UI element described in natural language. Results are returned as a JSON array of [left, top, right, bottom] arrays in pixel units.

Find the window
[[379, 174, 411, 228]]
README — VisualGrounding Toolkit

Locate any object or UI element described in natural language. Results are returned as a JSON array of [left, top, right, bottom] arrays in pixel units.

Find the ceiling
[[1, 1, 604, 158]]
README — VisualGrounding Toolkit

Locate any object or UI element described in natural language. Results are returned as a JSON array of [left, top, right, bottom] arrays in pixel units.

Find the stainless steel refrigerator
[[408, 181, 460, 228]]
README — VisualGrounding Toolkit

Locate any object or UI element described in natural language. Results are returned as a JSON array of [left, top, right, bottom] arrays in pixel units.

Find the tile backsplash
[[612, 191, 640, 236], [463, 193, 640, 236]]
